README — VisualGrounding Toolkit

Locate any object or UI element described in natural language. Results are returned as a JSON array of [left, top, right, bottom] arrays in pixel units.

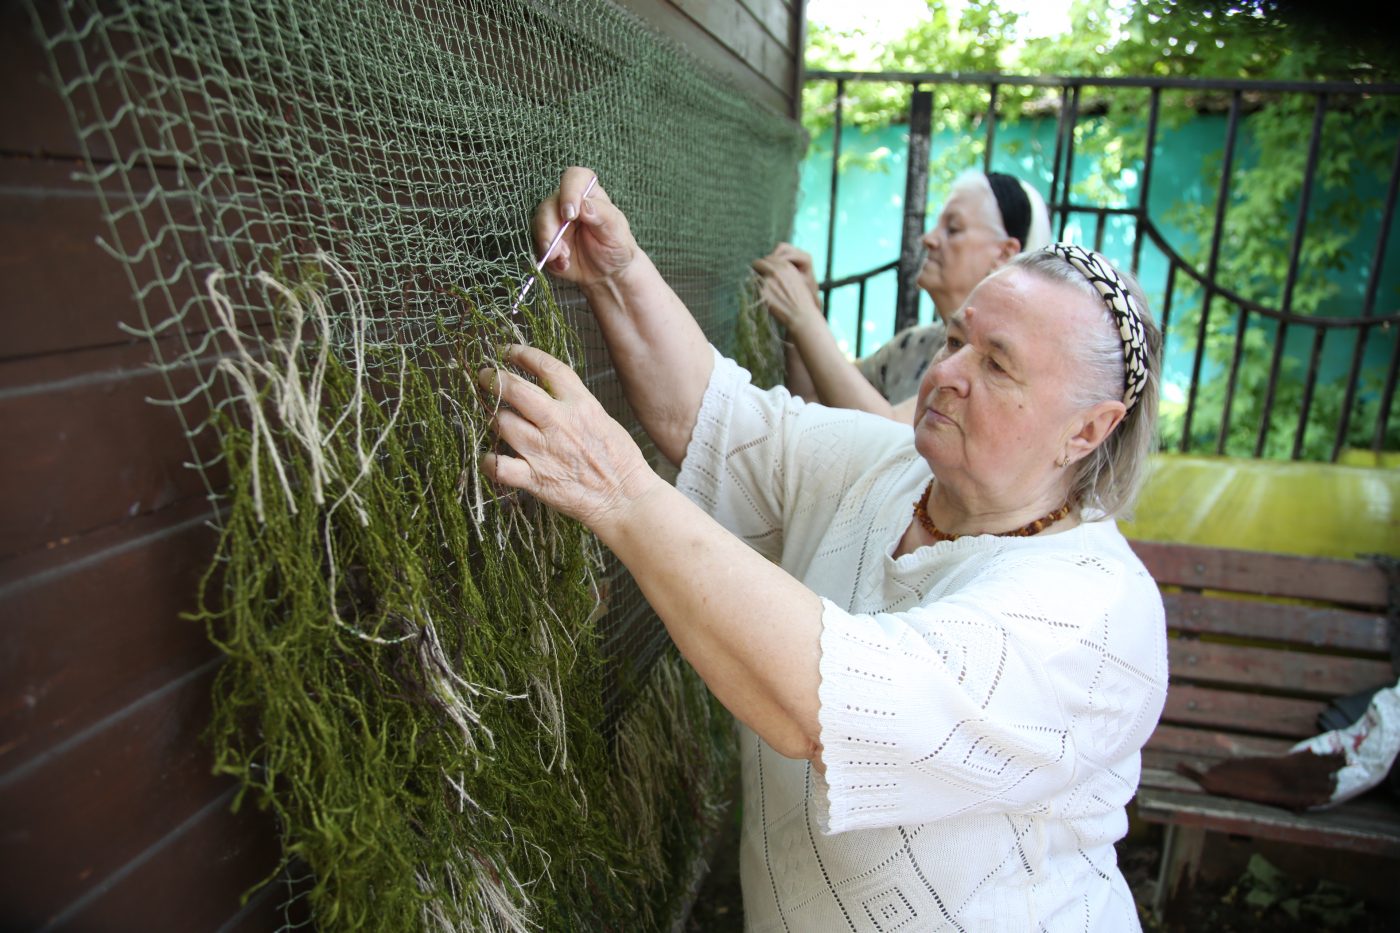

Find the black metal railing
[[807, 70, 1400, 461]]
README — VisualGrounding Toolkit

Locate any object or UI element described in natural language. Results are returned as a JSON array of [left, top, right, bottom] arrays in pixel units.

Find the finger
[[489, 406, 541, 452], [575, 187, 626, 247], [532, 192, 563, 260], [764, 267, 800, 296], [751, 256, 775, 275], [758, 257, 799, 282], [478, 364, 558, 424], [780, 245, 814, 272], [758, 282, 789, 319], [480, 452, 534, 492], [502, 343, 586, 401], [559, 166, 600, 221], [548, 242, 571, 275]]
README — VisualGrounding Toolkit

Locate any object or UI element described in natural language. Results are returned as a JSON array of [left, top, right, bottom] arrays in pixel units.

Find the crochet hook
[[510, 173, 599, 314]]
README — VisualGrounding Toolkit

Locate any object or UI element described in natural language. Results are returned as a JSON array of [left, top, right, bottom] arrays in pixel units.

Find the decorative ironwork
[[808, 70, 1400, 461]]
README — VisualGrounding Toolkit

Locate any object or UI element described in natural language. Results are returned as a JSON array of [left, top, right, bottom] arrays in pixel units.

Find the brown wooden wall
[[0, 1, 805, 929], [627, 0, 807, 117]]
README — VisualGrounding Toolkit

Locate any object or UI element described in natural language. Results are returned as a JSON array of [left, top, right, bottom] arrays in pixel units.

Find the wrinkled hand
[[768, 243, 821, 301], [532, 166, 638, 287], [752, 243, 823, 333], [478, 344, 661, 534]]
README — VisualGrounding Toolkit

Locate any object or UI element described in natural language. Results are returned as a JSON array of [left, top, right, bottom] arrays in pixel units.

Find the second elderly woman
[[480, 167, 1168, 931], [754, 170, 1051, 421]]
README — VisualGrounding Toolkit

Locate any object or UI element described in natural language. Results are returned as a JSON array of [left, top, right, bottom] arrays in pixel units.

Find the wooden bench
[[1127, 540, 1400, 916]]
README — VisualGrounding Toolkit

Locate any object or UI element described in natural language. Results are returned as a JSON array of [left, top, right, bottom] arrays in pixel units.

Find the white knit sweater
[[676, 352, 1168, 932]]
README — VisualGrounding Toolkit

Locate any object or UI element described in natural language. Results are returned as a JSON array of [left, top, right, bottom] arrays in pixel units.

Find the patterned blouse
[[854, 322, 947, 405]]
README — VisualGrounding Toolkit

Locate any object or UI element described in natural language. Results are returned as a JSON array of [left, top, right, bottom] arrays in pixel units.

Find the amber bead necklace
[[912, 479, 1073, 543]]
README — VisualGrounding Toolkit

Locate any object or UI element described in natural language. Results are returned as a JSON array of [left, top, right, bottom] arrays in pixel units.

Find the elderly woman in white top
[[480, 167, 1167, 931], [755, 170, 1051, 421]]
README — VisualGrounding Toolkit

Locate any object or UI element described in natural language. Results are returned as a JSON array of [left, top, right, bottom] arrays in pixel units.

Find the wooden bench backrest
[[1128, 540, 1395, 772]]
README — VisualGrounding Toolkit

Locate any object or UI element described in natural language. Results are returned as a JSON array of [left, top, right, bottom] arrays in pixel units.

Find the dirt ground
[[685, 817, 1400, 931]]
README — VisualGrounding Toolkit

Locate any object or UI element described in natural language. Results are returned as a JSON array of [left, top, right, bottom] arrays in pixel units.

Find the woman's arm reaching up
[[533, 167, 712, 466]]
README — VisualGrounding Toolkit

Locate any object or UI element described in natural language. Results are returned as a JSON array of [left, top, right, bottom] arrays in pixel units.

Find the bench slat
[[1135, 785, 1400, 858], [1143, 746, 1233, 779], [1139, 765, 1208, 794], [1161, 684, 1324, 739], [1131, 540, 1389, 607], [1169, 638, 1394, 698], [1145, 723, 1294, 759], [1164, 592, 1390, 653]]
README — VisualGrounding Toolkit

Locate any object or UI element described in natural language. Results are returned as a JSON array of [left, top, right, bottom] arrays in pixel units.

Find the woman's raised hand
[[752, 243, 823, 334], [771, 243, 821, 302], [532, 167, 638, 286], [478, 344, 661, 534]]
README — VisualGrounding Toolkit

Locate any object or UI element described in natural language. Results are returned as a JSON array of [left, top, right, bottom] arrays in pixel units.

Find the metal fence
[[806, 70, 1400, 461]]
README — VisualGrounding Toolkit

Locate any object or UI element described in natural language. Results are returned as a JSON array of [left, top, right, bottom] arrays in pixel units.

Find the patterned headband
[[1046, 243, 1150, 413]]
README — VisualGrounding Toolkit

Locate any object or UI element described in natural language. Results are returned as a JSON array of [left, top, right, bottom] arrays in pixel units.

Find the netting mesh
[[32, 0, 802, 928]]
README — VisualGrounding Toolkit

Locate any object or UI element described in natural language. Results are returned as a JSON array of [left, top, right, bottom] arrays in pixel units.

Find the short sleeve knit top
[[676, 350, 1168, 932]]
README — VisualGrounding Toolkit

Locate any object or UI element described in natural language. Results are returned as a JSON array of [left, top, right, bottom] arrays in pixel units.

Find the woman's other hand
[[753, 245, 896, 419], [480, 352, 825, 767], [752, 245, 824, 335], [769, 242, 821, 302], [532, 167, 638, 286], [479, 344, 661, 534]]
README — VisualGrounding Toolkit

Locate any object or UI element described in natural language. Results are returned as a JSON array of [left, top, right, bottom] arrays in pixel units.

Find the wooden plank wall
[[0, 1, 804, 929], [625, 0, 806, 117]]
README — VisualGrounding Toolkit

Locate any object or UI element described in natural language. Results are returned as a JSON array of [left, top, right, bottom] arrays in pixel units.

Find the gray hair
[[1004, 248, 1162, 517]]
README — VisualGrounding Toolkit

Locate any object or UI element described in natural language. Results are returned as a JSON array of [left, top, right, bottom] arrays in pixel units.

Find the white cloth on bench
[[1294, 680, 1400, 808]]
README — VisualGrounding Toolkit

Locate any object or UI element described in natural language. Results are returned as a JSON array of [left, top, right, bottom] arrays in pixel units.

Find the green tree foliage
[[1108, 2, 1400, 457], [803, 1, 1026, 176], [804, 0, 1400, 459]]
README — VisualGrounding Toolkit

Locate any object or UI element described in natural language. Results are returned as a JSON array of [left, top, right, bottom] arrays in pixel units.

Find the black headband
[[986, 172, 1031, 249]]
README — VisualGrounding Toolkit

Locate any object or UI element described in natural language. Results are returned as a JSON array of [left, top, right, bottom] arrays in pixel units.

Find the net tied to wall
[[33, 0, 803, 928]]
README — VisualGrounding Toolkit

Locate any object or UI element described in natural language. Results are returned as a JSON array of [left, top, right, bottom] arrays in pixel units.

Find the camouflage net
[[32, 0, 802, 928]]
